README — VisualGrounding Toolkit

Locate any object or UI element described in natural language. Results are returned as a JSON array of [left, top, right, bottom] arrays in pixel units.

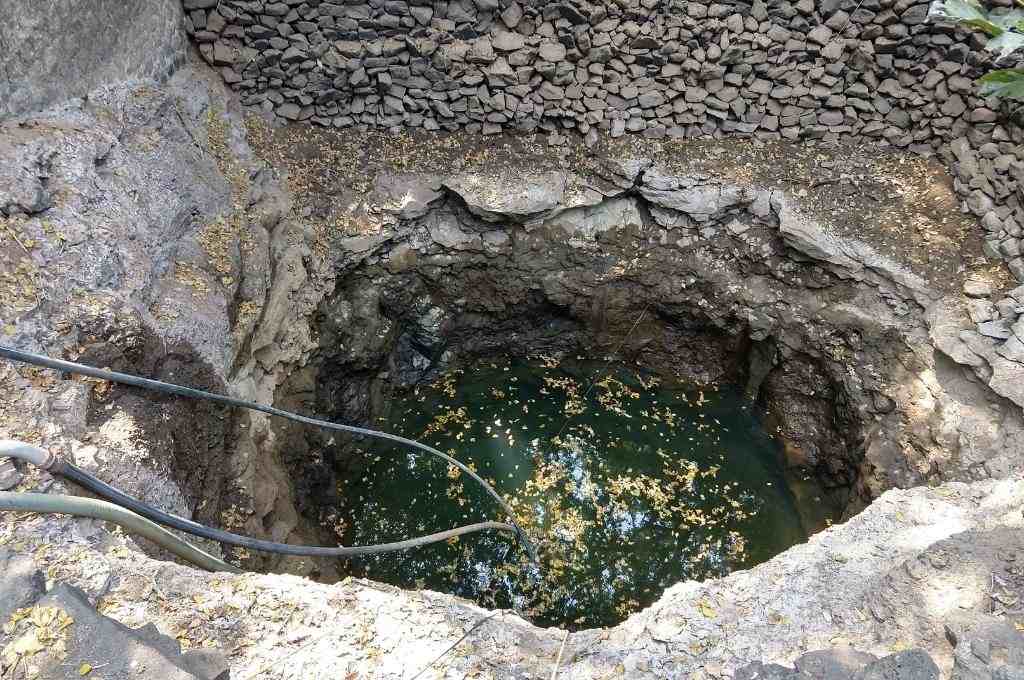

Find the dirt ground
[[245, 122, 998, 294]]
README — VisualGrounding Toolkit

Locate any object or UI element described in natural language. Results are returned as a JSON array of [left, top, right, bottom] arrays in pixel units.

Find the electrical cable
[[2, 438, 517, 557], [0, 344, 538, 563], [2, 439, 518, 556], [0, 491, 242, 573], [55, 458, 517, 556]]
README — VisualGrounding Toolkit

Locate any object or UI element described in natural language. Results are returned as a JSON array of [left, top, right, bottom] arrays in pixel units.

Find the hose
[[1, 438, 519, 559], [0, 491, 242, 573], [0, 345, 535, 562]]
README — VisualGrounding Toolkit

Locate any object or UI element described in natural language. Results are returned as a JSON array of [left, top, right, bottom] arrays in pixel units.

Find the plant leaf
[[979, 69, 1024, 101], [987, 30, 1024, 60], [931, 0, 1004, 35]]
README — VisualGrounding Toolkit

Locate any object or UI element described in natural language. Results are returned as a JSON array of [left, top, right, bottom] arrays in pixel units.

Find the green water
[[332, 357, 817, 628]]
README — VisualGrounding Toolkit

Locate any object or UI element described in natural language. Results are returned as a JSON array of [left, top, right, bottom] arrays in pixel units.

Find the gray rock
[[979, 319, 1013, 340], [795, 648, 879, 679], [20, 584, 229, 679], [374, 173, 443, 219], [820, 110, 845, 126], [467, 38, 495, 64], [949, 617, 1024, 680], [539, 42, 567, 61], [277, 102, 302, 120], [852, 650, 940, 680], [964, 279, 994, 298], [410, 6, 433, 24], [639, 172, 747, 222], [998, 334, 1024, 361], [1007, 285, 1024, 304], [941, 95, 968, 117], [493, 31, 525, 52], [735, 661, 809, 679], [539, 82, 565, 100], [500, 2, 523, 27], [638, 91, 665, 108], [443, 170, 567, 223], [968, 299, 997, 324], [542, 196, 641, 239], [1, 0, 186, 118], [970, 108, 999, 123], [0, 457, 21, 489], [995, 297, 1021, 320], [808, 25, 833, 46], [429, 214, 482, 250], [0, 549, 45, 625]]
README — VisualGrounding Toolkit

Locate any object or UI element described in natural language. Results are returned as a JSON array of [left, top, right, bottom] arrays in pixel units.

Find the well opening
[[266, 181, 882, 628]]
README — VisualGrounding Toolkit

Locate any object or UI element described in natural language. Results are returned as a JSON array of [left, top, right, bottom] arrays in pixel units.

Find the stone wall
[[184, 0, 1024, 280], [0, 0, 187, 118]]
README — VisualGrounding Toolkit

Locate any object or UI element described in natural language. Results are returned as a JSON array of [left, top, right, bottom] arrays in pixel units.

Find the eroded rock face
[[0, 0, 186, 118], [0, 62, 336, 575]]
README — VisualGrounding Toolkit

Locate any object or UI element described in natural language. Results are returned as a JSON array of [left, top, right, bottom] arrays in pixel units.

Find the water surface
[[333, 357, 815, 628]]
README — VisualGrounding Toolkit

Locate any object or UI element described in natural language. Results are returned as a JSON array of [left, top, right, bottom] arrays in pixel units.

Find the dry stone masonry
[[182, 0, 1024, 283]]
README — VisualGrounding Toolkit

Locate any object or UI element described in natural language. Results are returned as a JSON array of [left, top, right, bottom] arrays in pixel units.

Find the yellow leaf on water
[[79, 663, 92, 675], [697, 600, 717, 619]]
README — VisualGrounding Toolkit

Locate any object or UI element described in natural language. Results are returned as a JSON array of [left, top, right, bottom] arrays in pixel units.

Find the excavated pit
[[25, 115, 992, 635], [5, 56, 1024, 676], [251, 143, 955, 625]]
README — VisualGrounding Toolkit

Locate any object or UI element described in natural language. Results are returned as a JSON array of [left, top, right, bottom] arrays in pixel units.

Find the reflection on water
[[332, 356, 824, 628]]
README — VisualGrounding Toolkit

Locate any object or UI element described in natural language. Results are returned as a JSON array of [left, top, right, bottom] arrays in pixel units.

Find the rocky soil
[[0, 36, 1023, 680]]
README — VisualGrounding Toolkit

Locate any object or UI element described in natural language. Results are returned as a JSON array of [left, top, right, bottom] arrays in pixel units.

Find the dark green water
[[333, 357, 819, 628]]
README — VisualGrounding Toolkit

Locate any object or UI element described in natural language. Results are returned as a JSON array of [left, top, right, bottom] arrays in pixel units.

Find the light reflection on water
[[332, 357, 825, 628]]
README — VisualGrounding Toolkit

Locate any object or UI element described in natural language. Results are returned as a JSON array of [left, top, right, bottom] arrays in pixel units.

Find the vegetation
[[930, 0, 1024, 102]]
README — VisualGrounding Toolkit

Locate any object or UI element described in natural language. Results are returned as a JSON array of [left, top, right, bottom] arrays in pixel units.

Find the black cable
[[0, 344, 538, 563], [53, 460, 514, 556]]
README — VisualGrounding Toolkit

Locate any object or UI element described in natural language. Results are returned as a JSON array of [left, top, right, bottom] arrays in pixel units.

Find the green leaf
[[931, 0, 1004, 35], [978, 69, 1024, 101], [986, 30, 1024, 60]]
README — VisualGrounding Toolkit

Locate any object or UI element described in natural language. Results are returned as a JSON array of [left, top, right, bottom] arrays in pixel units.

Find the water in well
[[332, 356, 834, 628]]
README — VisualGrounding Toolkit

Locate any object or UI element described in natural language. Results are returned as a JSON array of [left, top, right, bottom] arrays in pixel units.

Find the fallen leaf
[[697, 600, 717, 619], [79, 662, 92, 675]]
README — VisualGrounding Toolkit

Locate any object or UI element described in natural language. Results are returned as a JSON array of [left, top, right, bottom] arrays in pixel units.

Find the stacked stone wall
[[182, 0, 1024, 278]]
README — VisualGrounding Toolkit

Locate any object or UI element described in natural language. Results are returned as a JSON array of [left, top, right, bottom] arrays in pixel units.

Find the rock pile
[[930, 280, 1024, 413], [182, 0, 1024, 278]]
